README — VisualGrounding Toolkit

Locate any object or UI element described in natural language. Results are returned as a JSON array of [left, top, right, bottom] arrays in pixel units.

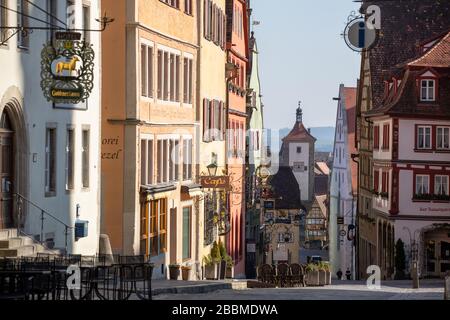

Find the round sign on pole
[[343, 17, 379, 52]]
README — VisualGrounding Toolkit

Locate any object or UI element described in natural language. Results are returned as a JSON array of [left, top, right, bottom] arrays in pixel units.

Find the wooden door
[[0, 129, 13, 229], [170, 208, 177, 264]]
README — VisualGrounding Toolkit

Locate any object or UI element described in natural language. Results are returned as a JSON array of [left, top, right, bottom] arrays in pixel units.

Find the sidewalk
[[151, 280, 248, 296]]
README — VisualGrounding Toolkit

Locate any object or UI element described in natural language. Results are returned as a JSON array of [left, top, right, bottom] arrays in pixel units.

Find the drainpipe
[[351, 154, 360, 280], [195, 0, 202, 280]]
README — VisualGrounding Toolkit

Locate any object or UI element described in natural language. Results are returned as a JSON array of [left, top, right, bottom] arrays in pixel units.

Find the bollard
[[412, 261, 419, 289], [445, 272, 450, 300]]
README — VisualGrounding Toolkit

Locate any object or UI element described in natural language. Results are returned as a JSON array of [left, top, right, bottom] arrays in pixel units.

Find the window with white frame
[[417, 126, 432, 149], [82, 4, 90, 42], [157, 48, 181, 102], [45, 127, 56, 196], [17, 0, 29, 48], [416, 175, 430, 195], [293, 162, 305, 172], [65, 128, 75, 190], [435, 175, 449, 196], [183, 56, 193, 104], [437, 127, 450, 150], [141, 138, 154, 186], [160, 0, 180, 9], [1, 0, 8, 44], [81, 128, 90, 188], [420, 79, 435, 101], [157, 138, 180, 184], [182, 138, 193, 181], [141, 43, 154, 98], [184, 0, 192, 15], [47, 0, 58, 42]]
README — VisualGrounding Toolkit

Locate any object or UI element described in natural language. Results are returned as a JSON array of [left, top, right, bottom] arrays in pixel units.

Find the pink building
[[366, 32, 450, 278]]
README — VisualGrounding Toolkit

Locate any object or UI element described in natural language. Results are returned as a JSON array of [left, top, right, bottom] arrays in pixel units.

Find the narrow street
[[153, 280, 444, 301]]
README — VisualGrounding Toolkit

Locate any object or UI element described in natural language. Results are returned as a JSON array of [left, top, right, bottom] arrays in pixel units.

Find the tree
[[395, 239, 406, 280]]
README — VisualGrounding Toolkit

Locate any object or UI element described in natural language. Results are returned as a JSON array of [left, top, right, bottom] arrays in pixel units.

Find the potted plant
[[321, 262, 332, 285], [305, 263, 319, 286], [181, 265, 191, 281], [168, 264, 180, 280], [217, 241, 228, 280], [203, 255, 218, 280], [224, 255, 234, 279], [317, 262, 327, 286]]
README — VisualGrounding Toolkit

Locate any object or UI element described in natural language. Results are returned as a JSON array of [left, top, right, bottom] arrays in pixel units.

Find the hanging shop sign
[[41, 32, 95, 105], [200, 176, 230, 190]]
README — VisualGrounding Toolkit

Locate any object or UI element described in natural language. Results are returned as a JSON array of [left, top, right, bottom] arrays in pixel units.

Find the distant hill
[[274, 127, 335, 153]]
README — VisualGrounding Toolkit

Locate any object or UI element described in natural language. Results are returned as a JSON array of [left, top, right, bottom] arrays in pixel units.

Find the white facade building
[[279, 105, 316, 204], [0, 0, 101, 254], [329, 85, 357, 278]]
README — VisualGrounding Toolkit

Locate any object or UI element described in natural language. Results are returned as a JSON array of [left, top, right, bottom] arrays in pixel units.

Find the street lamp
[[207, 163, 218, 176]]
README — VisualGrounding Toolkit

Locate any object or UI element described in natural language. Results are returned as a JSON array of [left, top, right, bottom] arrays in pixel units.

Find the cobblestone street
[[153, 280, 445, 300]]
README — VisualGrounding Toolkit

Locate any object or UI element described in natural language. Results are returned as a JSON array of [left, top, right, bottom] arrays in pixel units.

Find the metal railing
[[13, 193, 73, 253]]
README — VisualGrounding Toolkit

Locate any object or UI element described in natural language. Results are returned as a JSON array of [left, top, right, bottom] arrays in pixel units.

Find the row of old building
[[0, 0, 265, 280], [329, 0, 450, 280]]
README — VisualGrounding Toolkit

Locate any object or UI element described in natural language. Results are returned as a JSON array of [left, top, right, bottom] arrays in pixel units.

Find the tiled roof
[[314, 195, 328, 218], [270, 167, 302, 210], [408, 32, 450, 68], [316, 162, 330, 175], [283, 122, 316, 143], [366, 68, 450, 118], [362, 1, 450, 110]]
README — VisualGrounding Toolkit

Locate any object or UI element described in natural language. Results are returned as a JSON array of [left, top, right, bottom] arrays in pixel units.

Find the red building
[[226, 0, 249, 278]]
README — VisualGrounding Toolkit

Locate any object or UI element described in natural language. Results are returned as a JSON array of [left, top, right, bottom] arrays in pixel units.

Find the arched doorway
[[0, 111, 14, 229]]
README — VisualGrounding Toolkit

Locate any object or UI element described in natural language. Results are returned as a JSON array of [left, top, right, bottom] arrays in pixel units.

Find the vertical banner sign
[[41, 32, 95, 104]]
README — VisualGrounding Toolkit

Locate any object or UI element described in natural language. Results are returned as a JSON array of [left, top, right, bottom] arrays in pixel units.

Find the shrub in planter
[[168, 264, 180, 280], [203, 255, 218, 280], [181, 266, 191, 281], [320, 262, 332, 285], [306, 264, 320, 286], [224, 255, 234, 279]]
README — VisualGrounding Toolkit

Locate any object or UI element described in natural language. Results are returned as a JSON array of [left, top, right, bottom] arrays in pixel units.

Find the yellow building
[[101, 0, 200, 279], [197, 0, 229, 277]]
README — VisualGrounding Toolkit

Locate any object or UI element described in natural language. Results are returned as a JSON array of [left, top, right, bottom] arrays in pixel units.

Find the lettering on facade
[[102, 137, 122, 160], [420, 207, 450, 213], [201, 176, 230, 189]]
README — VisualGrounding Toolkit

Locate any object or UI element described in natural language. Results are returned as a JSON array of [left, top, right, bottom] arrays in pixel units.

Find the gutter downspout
[[195, 0, 202, 280]]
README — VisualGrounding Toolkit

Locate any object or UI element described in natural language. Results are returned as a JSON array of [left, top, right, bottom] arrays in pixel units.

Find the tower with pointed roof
[[279, 102, 316, 204]]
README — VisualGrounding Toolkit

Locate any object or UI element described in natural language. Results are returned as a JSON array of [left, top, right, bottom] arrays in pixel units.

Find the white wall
[[398, 170, 450, 216], [288, 142, 310, 201], [399, 119, 450, 162], [0, 0, 101, 254]]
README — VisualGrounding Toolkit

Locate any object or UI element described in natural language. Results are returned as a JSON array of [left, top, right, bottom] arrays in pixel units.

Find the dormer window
[[420, 79, 435, 101]]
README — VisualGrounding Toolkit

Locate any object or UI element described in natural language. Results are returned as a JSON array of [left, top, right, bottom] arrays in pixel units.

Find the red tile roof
[[283, 122, 316, 143], [408, 32, 450, 68]]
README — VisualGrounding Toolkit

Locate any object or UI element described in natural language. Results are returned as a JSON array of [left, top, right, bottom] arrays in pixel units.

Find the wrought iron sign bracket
[[0, 13, 114, 46]]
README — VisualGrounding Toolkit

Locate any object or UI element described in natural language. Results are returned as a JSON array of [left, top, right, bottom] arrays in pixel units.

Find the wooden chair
[[289, 263, 302, 287], [258, 264, 275, 285], [276, 263, 290, 288]]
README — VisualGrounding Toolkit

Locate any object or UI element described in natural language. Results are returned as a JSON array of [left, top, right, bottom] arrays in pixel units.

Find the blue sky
[[251, 0, 361, 130]]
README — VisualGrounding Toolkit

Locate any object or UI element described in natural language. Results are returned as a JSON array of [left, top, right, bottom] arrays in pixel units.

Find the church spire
[[296, 101, 303, 123]]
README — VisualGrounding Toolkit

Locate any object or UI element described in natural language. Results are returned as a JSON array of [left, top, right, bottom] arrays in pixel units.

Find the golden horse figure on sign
[[55, 56, 80, 76]]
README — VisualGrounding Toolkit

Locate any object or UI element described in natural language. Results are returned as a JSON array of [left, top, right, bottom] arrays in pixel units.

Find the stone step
[[0, 245, 36, 258], [0, 229, 18, 240], [0, 238, 23, 249]]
